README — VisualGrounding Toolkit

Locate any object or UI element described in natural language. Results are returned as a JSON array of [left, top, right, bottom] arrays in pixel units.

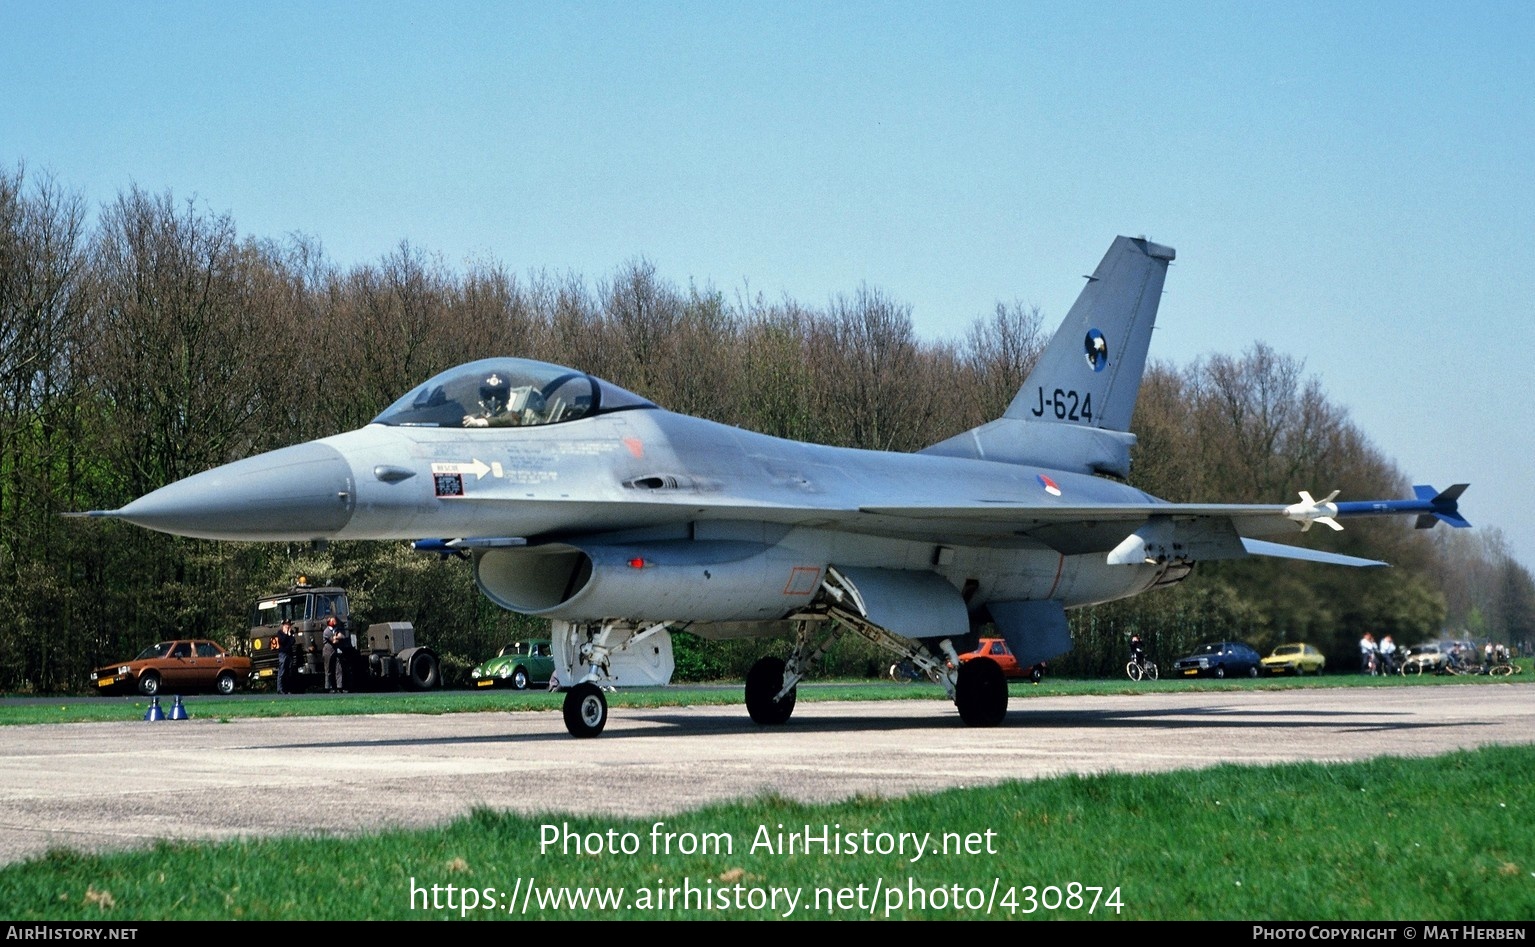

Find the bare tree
[[88, 187, 271, 492]]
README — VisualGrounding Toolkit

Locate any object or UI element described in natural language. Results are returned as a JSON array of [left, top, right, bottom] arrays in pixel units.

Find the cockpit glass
[[370, 358, 655, 428]]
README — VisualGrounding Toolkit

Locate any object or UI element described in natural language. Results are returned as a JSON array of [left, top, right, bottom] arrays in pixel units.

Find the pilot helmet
[[480, 373, 510, 413]]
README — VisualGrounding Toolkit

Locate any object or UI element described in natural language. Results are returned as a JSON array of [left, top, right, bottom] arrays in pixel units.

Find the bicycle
[[1489, 660, 1523, 677], [1126, 655, 1159, 681], [1439, 657, 1485, 676]]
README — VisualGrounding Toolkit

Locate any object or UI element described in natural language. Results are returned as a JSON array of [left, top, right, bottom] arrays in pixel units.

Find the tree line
[[2, 166, 1529, 692]]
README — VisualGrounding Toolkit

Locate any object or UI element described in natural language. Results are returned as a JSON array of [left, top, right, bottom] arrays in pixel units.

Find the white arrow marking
[[431, 459, 494, 480]]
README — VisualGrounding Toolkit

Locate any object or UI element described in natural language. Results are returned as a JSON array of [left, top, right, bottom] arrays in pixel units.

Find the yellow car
[[1260, 643, 1326, 676]]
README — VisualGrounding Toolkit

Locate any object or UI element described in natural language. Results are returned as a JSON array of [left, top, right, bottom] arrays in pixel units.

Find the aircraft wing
[[861, 500, 1285, 527], [859, 484, 1467, 564], [419, 486, 1465, 567], [859, 500, 1322, 561]]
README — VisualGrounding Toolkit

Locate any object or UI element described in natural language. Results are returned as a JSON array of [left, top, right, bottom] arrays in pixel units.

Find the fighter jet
[[87, 236, 1469, 737]]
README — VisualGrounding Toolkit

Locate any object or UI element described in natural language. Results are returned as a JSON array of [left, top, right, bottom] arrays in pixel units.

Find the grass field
[[4, 744, 1531, 921]]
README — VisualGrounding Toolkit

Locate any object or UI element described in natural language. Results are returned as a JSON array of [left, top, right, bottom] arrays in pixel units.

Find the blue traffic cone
[[144, 697, 164, 721], [169, 695, 189, 720]]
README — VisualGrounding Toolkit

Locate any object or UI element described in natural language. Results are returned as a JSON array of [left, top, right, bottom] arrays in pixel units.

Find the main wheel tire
[[1248, 665, 1259, 678], [215, 671, 236, 696], [562, 682, 608, 738], [1491, 664, 1514, 678], [138, 672, 161, 697], [955, 657, 1008, 727], [512, 666, 530, 690], [1125, 660, 1142, 682], [1147, 662, 1159, 681], [1214, 666, 1226, 679], [745, 657, 796, 725]]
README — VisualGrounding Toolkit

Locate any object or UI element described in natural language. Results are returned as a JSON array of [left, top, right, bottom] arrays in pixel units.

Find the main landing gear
[[953, 657, 1008, 726], [549, 599, 1014, 737], [743, 589, 1011, 731], [745, 656, 797, 725]]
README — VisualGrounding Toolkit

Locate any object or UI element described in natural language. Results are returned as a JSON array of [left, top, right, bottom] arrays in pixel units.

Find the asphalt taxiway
[[2, 684, 1531, 865]]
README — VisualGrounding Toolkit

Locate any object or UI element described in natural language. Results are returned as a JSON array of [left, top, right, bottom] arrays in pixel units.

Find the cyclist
[[1379, 635, 1399, 675], [1359, 632, 1378, 674]]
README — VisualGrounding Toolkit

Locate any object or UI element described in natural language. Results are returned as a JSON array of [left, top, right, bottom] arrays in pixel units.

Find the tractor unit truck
[[248, 579, 440, 692]]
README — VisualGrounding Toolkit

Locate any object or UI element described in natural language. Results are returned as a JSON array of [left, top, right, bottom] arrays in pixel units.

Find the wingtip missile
[[1332, 483, 1471, 529]]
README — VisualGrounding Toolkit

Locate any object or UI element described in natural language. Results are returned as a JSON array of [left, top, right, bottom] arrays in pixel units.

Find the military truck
[[247, 578, 440, 692]]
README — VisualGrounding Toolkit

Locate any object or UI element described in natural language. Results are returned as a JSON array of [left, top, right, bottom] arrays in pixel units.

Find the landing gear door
[[551, 621, 676, 688], [831, 566, 970, 642]]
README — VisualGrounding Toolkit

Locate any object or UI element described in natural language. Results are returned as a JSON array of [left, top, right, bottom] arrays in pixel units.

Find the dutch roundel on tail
[[85, 237, 1468, 737]]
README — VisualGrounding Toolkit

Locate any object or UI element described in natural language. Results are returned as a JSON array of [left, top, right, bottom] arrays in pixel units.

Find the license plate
[[257, 668, 273, 678], [476, 679, 495, 688], [96, 676, 115, 688]]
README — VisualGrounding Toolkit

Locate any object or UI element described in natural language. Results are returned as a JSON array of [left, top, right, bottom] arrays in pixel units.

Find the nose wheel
[[563, 682, 608, 738]]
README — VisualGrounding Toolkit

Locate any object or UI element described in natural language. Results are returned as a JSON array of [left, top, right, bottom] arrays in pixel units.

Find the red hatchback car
[[956, 638, 1047, 682], [91, 639, 252, 696]]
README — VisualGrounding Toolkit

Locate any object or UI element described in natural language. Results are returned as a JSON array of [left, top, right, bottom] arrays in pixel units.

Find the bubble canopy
[[370, 358, 656, 428]]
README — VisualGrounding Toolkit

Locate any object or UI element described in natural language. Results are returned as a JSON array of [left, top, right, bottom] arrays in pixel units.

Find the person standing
[[274, 619, 295, 694], [317, 617, 333, 690], [1359, 632, 1378, 674], [322, 617, 341, 692], [332, 626, 353, 693], [322, 617, 349, 690]]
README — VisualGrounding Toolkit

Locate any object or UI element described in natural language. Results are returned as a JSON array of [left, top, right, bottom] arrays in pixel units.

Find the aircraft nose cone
[[111, 442, 355, 540]]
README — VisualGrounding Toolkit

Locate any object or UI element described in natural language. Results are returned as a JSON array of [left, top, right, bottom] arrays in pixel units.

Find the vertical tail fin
[[922, 236, 1174, 478], [1004, 236, 1174, 432]]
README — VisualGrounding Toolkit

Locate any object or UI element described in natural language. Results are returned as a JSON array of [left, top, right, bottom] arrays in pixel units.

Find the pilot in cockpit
[[463, 372, 544, 427]]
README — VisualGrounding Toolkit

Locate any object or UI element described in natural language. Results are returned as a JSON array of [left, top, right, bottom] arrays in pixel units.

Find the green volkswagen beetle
[[471, 640, 555, 690]]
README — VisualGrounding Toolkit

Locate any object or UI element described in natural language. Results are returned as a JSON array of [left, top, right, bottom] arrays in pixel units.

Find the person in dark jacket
[[274, 619, 295, 695], [322, 618, 343, 692]]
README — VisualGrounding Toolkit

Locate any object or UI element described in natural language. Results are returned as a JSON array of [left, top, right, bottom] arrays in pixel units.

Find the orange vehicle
[[90, 639, 252, 696], [956, 638, 1047, 682]]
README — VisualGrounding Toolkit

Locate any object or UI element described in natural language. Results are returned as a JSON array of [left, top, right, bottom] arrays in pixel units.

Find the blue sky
[[4, 1, 1531, 569]]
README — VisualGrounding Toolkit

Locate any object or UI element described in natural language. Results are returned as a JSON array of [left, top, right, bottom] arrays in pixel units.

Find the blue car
[[1172, 641, 1262, 679]]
